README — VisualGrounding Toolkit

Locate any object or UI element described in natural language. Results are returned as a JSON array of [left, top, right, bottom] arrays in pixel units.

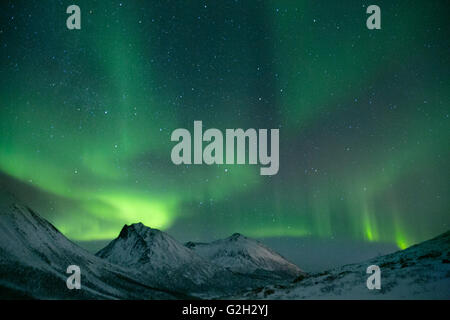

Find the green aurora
[[0, 1, 449, 250]]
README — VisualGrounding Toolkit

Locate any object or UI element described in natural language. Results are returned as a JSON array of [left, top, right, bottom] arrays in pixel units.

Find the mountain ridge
[[0, 191, 189, 299], [1, 190, 448, 299], [185, 232, 304, 280], [96, 222, 295, 295]]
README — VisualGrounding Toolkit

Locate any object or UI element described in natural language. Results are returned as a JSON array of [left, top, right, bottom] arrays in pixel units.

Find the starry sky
[[0, 0, 449, 259]]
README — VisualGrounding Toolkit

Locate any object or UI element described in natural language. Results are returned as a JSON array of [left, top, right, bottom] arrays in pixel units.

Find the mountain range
[[0, 191, 302, 299], [0, 190, 448, 299]]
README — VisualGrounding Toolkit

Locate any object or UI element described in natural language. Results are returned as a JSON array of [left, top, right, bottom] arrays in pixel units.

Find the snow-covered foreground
[[237, 231, 450, 299]]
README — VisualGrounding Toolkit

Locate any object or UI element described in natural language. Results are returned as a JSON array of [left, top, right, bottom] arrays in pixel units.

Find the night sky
[[0, 0, 449, 263]]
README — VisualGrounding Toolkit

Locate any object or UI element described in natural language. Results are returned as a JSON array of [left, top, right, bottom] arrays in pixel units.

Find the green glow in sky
[[0, 1, 448, 249]]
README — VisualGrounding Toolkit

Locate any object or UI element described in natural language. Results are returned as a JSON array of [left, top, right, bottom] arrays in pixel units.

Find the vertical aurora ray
[[0, 0, 448, 249]]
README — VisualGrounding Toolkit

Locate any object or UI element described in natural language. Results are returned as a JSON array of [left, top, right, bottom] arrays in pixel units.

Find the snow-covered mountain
[[97, 223, 220, 292], [96, 223, 262, 295], [0, 191, 184, 299], [0, 189, 303, 298], [186, 233, 304, 280], [6, 188, 446, 300], [239, 230, 450, 299]]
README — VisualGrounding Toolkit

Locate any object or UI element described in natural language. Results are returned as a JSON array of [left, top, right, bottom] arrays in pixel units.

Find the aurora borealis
[[0, 0, 449, 254]]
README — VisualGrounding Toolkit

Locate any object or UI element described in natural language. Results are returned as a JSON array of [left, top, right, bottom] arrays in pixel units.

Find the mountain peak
[[118, 222, 161, 239], [228, 232, 245, 241], [185, 241, 196, 249], [97, 221, 227, 292], [188, 233, 304, 279]]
